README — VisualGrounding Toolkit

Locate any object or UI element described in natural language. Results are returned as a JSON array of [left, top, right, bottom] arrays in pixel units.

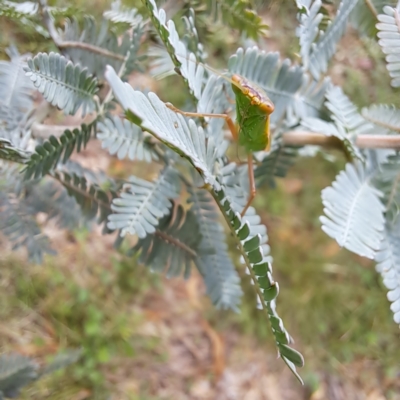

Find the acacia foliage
[[1, 0, 400, 385]]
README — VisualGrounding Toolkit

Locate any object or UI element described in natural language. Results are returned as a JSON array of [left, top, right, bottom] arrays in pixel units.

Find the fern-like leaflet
[[0, 139, 30, 164], [132, 203, 200, 278], [183, 0, 267, 40], [188, 187, 242, 310], [108, 166, 181, 238], [105, 66, 220, 190], [362, 104, 400, 133], [255, 144, 298, 188], [0, 350, 81, 399], [24, 52, 98, 117], [375, 224, 400, 324], [23, 123, 96, 179], [320, 160, 385, 259], [228, 46, 329, 122], [60, 16, 139, 79], [0, 46, 34, 115], [301, 85, 370, 160], [23, 178, 83, 230], [350, 0, 397, 37], [103, 1, 143, 26], [213, 186, 304, 383], [143, 0, 207, 103], [298, 0, 359, 79], [377, 4, 400, 87], [0, 189, 55, 263], [51, 167, 116, 231], [97, 116, 157, 162]]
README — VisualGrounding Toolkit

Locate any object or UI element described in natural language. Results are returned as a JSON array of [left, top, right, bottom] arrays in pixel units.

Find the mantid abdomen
[[231, 74, 274, 153]]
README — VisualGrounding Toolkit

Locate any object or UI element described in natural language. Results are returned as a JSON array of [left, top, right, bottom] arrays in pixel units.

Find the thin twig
[[39, 1, 125, 61], [154, 229, 197, 258], [364, 0, 378, 18], [363, 114, 400, 133], [386, 171, 400, 211], [209, 191, 271, 322], [51, 173, 112, 211], [282, 131, 400, 149], [56, 41, 125, 61], [32, 122, 400, 149], [51, 172, 194, 257]]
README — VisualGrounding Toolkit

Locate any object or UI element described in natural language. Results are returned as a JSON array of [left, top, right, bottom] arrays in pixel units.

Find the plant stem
[[209, 190, 271, 321], [282, 131, 400, 149], [31, 121, 400, 150], [39, 1, 124, 61]]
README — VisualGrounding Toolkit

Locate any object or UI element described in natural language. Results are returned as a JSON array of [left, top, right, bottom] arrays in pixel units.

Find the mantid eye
[[260, 100, 275, 114]]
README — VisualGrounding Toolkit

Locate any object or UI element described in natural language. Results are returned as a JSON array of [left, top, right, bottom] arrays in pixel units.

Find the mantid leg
[[166, 102, 257, 216], [241, 153, 256, 217], [166, 103, 237, 140]]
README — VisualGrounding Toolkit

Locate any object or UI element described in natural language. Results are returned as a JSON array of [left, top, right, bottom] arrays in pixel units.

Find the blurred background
[[1, 0, 400, 399]]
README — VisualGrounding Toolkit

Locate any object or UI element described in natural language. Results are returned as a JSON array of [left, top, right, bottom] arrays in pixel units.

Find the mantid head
[[231, 74, 275, 115], [174, 52, 275, 116]]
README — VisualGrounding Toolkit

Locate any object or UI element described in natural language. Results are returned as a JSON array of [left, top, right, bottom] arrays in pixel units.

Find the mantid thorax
[[230, 74, 272, 153], [231, 74, 274, 115], [178, 53, 275, 115]]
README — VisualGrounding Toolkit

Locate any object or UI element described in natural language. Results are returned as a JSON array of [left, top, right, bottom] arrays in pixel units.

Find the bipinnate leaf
[[133, 204, 200, 278], [0, 353, 38, 399], [188, 187, 242, 310], [320, 161, 385, 259], [24, 52, 98, 116], [377, 5, 400, 87], [97, 116, 157, 162], [108, 166, 181, 238], [105, 65, 220, 189]]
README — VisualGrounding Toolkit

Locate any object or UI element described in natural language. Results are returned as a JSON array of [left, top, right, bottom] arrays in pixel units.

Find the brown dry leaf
[[201, 320, 225, 379], [128, 72, 157, 92], [260, 375, 284, 400], [276, 226, 293, 243], [357, 57, 374, 71], [281, 178, 303, 195], [70, 140, 110, 172], [186, 273, 203, 311], [366, 390, 386, 400], [14, 341, 58, 357], [71, 389, 92, 400], [310, 385, 326, 400], [110, 159, 127, 175], [323, 241, 341, 258], [143, 309, 165, 322], [190, 378, 212, 399]]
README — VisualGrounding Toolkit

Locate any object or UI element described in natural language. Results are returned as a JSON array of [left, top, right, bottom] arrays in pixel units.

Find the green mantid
[[165, 63, 275, 216]]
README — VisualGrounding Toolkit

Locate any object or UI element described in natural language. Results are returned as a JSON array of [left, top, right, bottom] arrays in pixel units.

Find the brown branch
[[39, 2, 125, 62], [32, 122, 400, 149], [364, 0, 378, 18], [51, 171, 196, 256], [51, 173, 112, 211], [56, 41, 125, 61], [282, 131, 400, 149], [363, 114, 400, 133], [154, 229, 197, 258]]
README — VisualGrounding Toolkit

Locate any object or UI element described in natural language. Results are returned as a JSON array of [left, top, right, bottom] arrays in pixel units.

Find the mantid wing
[[233, 85, 271, 153]]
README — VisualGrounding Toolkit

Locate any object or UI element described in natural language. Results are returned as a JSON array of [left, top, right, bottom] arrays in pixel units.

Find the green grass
[[223, 155, 400, 391], [2, 0, 400, 397], [0, 250, 163, 399], [3, 152, 399, 397]]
